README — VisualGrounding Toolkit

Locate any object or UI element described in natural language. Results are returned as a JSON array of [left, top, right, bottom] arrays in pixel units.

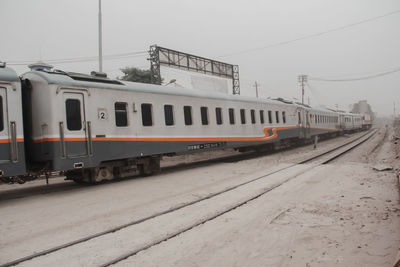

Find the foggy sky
[[1, 0, 399, 116]]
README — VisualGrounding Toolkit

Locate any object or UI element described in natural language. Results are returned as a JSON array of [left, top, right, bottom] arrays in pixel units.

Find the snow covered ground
[[0, 128, 399, 266]]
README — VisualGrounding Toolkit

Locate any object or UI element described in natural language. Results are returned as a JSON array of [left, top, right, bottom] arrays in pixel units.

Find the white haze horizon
[[1, 0, 399, 117]]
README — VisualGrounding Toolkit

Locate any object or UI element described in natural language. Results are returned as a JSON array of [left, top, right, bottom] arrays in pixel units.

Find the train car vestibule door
[[0, 88, 10, 163], [62, 92, 88, 158], [305, 110, 311, 139]]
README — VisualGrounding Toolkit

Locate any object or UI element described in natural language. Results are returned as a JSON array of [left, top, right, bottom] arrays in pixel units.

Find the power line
[[309, 66, 400, 82], [7, 50, 147, 66], [218, 9, 400, 58]]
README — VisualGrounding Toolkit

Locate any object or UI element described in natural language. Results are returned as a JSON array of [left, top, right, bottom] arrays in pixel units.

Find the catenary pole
[[98, 0, 103, 72]]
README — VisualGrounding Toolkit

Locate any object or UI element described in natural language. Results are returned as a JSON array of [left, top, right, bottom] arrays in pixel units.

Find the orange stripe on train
[[0, 138, 24, 144], [32, 126, 298, 143]]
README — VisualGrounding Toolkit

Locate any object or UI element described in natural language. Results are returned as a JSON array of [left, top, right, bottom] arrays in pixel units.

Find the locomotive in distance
[[0, 63, 372, 184]]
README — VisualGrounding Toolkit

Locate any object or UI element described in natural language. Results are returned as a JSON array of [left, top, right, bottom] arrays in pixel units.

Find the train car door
[[298, 110, 305, 138], [339, 115, 345, 130], [0, 88, 10, 163], [304, 110, 311, 138], [62, 92, 88, 158]]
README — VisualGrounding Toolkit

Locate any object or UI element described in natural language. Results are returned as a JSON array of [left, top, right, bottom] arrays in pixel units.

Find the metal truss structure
[[149, 45, 240, 95]]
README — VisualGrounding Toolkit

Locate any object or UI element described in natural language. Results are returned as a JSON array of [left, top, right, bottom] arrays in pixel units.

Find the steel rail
[[0, 129, 377, 267]]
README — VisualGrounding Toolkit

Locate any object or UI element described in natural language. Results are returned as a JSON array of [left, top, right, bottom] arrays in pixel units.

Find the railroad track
[[0, 130, 369, 201], [1, 129, 377, 267]]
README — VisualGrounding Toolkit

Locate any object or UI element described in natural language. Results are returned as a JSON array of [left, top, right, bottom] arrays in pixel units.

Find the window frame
[[66, 99, 83, 131], [240, 109, 246, 124], [114, 102, 128, 127], [164, 104, 174, 126], [200, 106, 209, 125], [229, 108, 235, 125], [275, 111, 280, 124], [184, 106, 193, 125], [141, 103, 153, 127], [215, 107, 223, 125], [268, 110, 273, 123], [259, 110, 265, 124], [250, 109, 256, 124]]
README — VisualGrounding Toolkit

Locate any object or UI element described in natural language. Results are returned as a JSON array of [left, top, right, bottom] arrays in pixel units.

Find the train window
[[216, 107, 223, 125], [201, 106, 208, 125], [298, 112, 301, 124], [275, 111, 280, 123], [240, 109, 246, 124], [141, 103, 153, 126], [260, 110, 265, 124], [66, 99, 82, 130], [282, 111, 286, 123], [164, 105, 174, 126], [250, 110, 256, 124], [229, 108, 235, 125], [184, 106, 192, 125], [268, 110, 273, 123], [115, 102, 128, 127], [0, 96, 3, 132]]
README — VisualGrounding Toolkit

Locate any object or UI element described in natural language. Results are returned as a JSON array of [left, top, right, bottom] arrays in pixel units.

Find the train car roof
[[0, 66, 20, 82], [20, 69, 365, 117], [22, 69, 299, 106]]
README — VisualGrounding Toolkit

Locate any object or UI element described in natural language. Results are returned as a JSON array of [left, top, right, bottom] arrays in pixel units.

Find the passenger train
[[0, 63, 372, 184]]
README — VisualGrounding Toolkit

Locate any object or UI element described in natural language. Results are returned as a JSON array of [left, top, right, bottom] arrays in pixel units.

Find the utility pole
[[98, 0, 103, 72], [298, 75, 308, 104], [253, 81, 259, 98]]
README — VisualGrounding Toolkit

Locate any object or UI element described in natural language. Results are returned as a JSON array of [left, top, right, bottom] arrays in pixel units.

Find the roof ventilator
[[91, 71, 107, 78]]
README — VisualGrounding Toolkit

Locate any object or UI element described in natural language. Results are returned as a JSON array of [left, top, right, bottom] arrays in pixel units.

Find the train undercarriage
[[65, 156, 161, 184]]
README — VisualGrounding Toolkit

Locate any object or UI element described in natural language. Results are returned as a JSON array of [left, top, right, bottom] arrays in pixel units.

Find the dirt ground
[[1, 127, 399, 267], [116, 127, 400, 267]]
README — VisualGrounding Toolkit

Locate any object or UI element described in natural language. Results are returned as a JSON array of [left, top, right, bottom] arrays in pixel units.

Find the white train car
[[0, 65, 369, 183], [340, 112, 363, 131], [0, 65, 26, 178], [21, 70, 308, 182], [362, 114, 372, 129]]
